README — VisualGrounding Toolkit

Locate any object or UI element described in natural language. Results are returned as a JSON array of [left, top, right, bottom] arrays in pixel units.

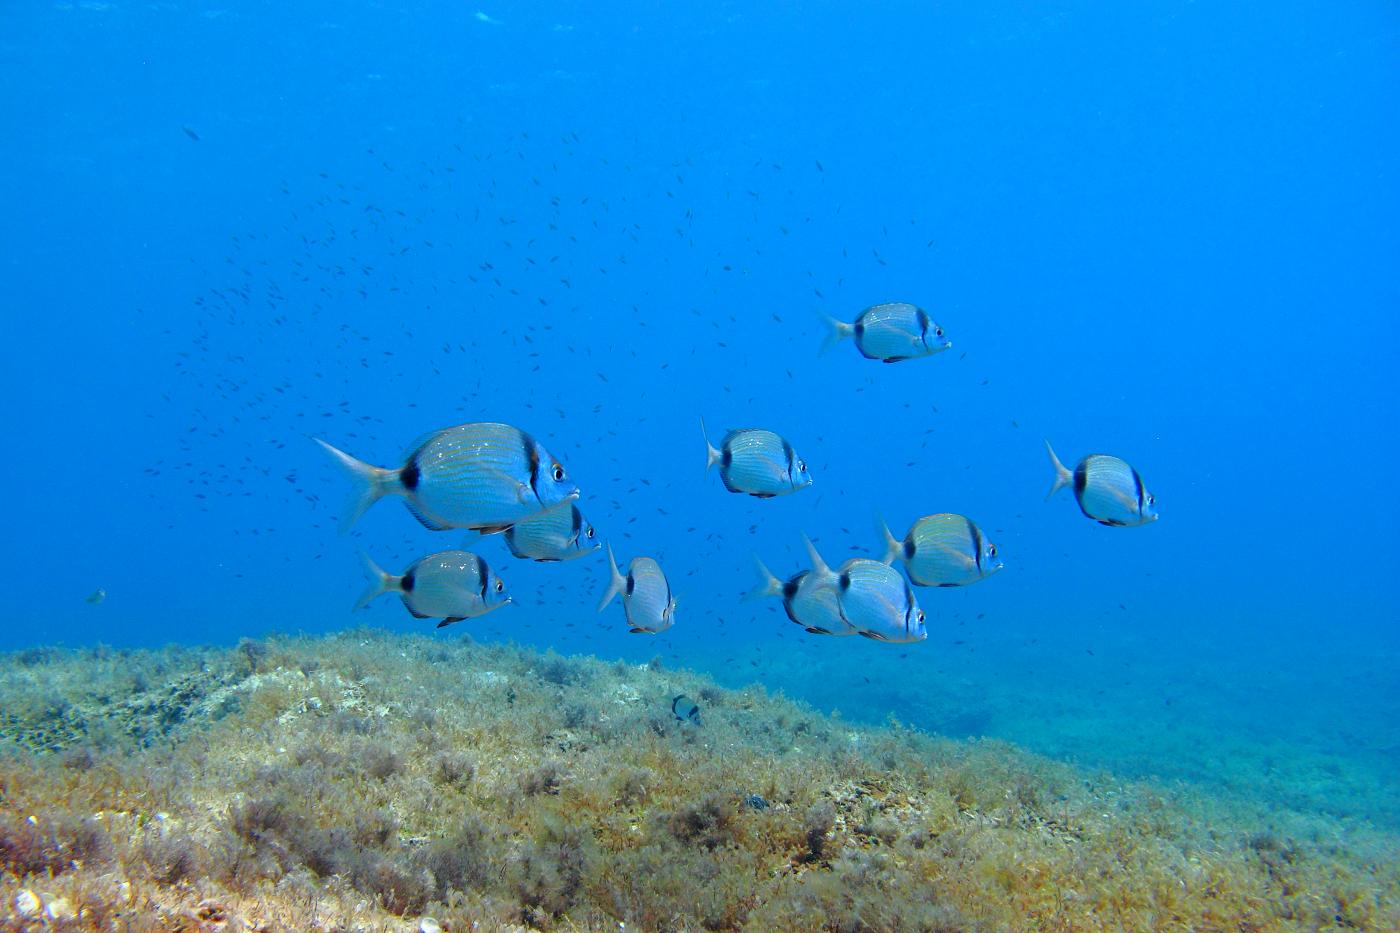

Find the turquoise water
[[2, 0, 1397, 837]]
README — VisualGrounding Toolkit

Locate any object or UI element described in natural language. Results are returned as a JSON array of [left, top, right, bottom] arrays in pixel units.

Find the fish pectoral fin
[[804, 626, 833, 635], [405, 500, 451, 531], [436, 616, 466, 628], [406, 606, 432, 619], [627, 627, 650, 634], [858, 630, 888, 641], [932, 542, 977, 570]]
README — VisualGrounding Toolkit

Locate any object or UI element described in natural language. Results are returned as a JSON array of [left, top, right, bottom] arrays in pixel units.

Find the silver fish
[[879, 513, 1003, 587], [503, 502, 599, 562], [701, 419, 812, 498], [804, 536, 927, 644], [821, 302, 951, 363], [597, 544, 676, 634], [316, 422, 578, 533], [84, 588, 106, 605], [748, 556, 856, 636], [1045, 441, 1158, 527], [356, 549, 510, 627]]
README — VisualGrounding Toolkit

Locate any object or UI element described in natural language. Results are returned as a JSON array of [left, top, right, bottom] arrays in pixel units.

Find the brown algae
[[0, 630, 1396, 931]]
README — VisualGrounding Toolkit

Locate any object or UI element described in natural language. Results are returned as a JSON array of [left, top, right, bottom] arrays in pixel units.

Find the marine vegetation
[[1, 630, 1396, 931]]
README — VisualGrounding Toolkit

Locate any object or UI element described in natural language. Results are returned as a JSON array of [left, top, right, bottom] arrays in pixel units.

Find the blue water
[[2, 1, 1397, 823]]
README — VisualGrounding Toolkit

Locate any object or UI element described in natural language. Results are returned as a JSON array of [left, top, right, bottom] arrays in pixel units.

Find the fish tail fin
[[700, 417, 722, 473], [315, 437, 398, 533], [745, 555, 783, 601], [353, 551, 398, 610], [801, 533, 835, 584], [877, 513, 902, 566], [596, 543, 625, 612], [819, 314, 855, 355], [1044, 439, 1074, 500]]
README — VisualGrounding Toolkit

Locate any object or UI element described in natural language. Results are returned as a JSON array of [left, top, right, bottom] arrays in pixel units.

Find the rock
[[14, 889, 40, 918]]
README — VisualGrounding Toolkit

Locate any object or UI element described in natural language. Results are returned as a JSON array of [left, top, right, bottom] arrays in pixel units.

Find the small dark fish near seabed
[[671, 694, 701, 725]]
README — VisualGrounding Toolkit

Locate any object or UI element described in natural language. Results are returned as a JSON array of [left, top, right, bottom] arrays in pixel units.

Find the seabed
[[1, 630, 1396, 931]]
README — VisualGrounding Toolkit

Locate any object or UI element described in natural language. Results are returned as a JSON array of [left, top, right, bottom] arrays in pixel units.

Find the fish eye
[[917, 611, 926, 623], [988, 545, 997, 558], [586, 527, 595, 538], [934, 327, 943, 337], [1147, 494, 1155, 505], [552, 464, 566, 482], [495, 580, 505, 593], [797, 460, 807, 472]]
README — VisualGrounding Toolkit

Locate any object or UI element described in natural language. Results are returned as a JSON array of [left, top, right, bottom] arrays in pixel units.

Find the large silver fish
[[804, 536, 927, 644], [748, 556, 856, 636], [701, 420, 812, 498], [879, 513, 1003, 587], [1045, 441, 1158, 527], [355, 549, 510, 628], [316, 423, 578, 533], [503, 502, 599, 562], [597, 544, 676, 634], [821, 303, 951, 363]]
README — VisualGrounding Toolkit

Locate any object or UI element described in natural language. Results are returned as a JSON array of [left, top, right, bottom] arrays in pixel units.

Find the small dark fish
[[671, 694, 701, 725], [85, 588, 107, 605], [181, 126, 200, 141]]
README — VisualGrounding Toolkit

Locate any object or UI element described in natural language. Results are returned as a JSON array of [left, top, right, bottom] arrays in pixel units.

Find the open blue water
[[2, 1, 1397, 827]]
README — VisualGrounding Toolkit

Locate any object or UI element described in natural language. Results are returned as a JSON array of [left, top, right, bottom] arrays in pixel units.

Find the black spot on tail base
[[400, 459, 421, 491], [401, 572, 416, 593]]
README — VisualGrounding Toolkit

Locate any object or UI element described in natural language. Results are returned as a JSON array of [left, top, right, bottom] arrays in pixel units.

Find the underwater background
[[1, 0, 1398, 929]]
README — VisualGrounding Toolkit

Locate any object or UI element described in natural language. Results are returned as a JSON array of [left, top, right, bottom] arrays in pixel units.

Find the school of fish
[[316, 302, 1157, 640]]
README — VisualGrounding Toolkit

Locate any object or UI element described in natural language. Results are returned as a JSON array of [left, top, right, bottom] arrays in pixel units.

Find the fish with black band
[[355, 549, 510, 627], [702, 419, 812, 498], [598, 544, 676, 634], [503, 502, 599, 561], [1045, 441, 1158, 527], [879, 513, 1003, 587], [747, 555, 856, 636], [820, 302, 951, 362], [315, 422, 578, 533], [803, 536, 927, 644]]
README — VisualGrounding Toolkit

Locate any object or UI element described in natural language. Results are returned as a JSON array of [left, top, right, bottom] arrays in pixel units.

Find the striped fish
[[503, 502, 599, 562], [701, 420, 812, 498], [355, 550, 510, 628], [803, 536, 927, 644], [315, 422, 578, 533], [879, 513, 1003, 587], [1045, 441, 1158, 527], [747, 555, 857, 636], [821, 302, 951, 363], [597, 544, 676, 634]]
